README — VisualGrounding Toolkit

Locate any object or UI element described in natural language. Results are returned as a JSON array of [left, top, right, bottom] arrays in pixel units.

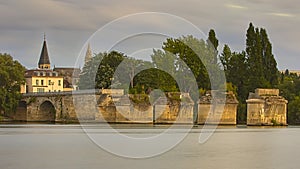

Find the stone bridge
[[13, 90, 239, 124], [14, 91, 98, 122]]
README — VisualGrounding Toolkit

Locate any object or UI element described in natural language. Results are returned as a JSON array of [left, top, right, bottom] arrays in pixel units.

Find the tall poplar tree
[[260, 28, 278, 86], [246, 23, 267, 91]]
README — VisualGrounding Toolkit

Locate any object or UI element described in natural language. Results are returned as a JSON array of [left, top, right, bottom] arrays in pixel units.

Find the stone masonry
[[246, 88, 288, 125], [198, 91, 238, 125], [14, 90, 240, 125]]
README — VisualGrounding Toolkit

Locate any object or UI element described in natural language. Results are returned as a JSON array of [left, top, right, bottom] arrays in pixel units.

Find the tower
[[38, 34, 51, 69], [84, 43, 92, 64]]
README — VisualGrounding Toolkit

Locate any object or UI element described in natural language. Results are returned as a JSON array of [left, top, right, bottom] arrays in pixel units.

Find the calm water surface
[[0, 124, 299, 169]]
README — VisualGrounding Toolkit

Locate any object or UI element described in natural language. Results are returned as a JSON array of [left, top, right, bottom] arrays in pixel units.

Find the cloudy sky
[[0, 0, 299, 70]]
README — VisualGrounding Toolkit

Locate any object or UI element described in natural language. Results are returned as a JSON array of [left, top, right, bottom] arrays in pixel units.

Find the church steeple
[[84, 43, 92, 64], [38, 33, 51, 69]]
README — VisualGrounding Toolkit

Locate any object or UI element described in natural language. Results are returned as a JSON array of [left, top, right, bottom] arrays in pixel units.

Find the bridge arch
[[38, 100, 56, 122]]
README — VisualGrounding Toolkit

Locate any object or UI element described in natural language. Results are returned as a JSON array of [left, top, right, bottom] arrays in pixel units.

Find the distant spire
[[84, 43, 92, 64], [38, 33, 51, 69]]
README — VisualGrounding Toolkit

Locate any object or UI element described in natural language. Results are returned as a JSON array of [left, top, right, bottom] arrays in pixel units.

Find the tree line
[[80, 22, 300, 124]]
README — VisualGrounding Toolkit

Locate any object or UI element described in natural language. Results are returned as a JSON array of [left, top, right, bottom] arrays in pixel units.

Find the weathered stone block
[[198, 91, 238, 125], [247, 88, 288, 126], [154, 93, 194, 124]]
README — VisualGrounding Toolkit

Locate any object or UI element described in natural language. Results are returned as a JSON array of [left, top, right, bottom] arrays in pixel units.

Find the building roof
[[53, 67, 81, 78], [38, 40, 50, 66], [24, 69, 62, 78]]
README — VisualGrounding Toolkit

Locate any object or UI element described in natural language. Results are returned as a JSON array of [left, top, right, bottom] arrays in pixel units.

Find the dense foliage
[[0, 53, 25, 115], [278, 70, 300, 124], [79, 23, 300, 124], [79, 51, 126, 89]]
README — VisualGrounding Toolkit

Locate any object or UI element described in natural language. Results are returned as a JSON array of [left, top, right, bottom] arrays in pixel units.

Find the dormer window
[[52, 72, 58, 77]]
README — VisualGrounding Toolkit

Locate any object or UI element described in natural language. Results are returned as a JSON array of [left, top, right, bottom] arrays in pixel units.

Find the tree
[[207, 29, 219, 64], [245, 23, 278, 91], [288, 96, 300, 124], [227, 52, 248, 99], [0, 53, 25, 115], [207, 29, 219, 50], [133, 68, 178, 93], [162, 35, 219, 90], [220, 44, 232, 73], [260, 28, 278, 86], [220, 51, 248, 123], [246, 23, 265, 90], [78, 51, 126, 89]]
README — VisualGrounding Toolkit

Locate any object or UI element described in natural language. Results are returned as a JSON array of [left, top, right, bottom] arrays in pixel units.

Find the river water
[[0, 124, 299, 169]]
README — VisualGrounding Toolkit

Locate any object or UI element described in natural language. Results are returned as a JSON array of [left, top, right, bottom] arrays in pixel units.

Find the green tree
[[221, 51, 248, 123], [245, 23, 278, 91], [246, 23, 265, 90], [133, 68, 178, 93], [162, 35, 220, 90], [0, 53, 25, 115], [288, 96, 300, 124], [260, 28, 278, 86], [79, 51, 126, 89], [220, 44, 232, 74], [207, 29, 219, 64], [227, 52, 248, 100], [207, 29, 219, 50]]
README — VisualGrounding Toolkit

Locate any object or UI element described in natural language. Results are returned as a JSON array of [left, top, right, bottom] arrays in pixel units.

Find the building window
[[37, 88, 44, 93], [36, 79, 39, 85], [48, 80, 51, 85], [58, 80, 61, 86], [41, 80, 44, 86]]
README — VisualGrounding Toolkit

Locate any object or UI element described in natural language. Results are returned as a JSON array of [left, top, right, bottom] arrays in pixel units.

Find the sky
[[0, 0, 299, 70]]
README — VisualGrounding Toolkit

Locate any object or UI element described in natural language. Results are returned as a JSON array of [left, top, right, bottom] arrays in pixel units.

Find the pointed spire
[[38, 33, 51, 69], [84, 43, 92, 64]]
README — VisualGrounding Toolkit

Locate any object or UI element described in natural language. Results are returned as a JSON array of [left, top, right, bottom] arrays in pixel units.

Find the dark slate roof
[[53, 67, 81, 78], [38, 40, 50, 65], [24, 69, 61, 78]]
